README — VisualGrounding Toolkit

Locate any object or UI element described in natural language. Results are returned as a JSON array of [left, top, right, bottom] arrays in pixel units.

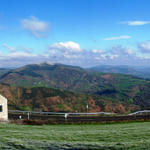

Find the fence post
[[64, 113, 68, 122], [86, 104, 88, 113], [27, 112, 30, 120]]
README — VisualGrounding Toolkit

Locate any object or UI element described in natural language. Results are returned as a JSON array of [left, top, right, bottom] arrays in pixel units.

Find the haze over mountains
[[90, 65, 150, 79], [0, 63, 150, 113]]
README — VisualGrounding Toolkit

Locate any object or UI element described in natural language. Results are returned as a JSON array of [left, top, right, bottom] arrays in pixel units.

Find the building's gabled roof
[[0, 95, 7, 103]]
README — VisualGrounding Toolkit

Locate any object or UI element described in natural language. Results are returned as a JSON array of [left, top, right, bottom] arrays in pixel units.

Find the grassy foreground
[[0, 122, 150, 149]]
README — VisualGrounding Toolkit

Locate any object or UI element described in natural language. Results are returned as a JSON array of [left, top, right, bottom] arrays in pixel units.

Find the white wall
[[0, 95, 8, 121]]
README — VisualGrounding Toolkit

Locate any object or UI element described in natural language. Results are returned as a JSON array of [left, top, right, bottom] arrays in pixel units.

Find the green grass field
[[0, 122, 150, 149]]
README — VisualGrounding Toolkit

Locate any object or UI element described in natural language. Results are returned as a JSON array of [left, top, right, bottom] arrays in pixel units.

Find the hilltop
[[0, 63, 150, 112]]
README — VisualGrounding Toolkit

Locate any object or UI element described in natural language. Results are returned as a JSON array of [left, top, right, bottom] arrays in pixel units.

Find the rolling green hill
[[0, 83, 135, 113], [0, 63, 150, 112], [0, 63, 147, 99]]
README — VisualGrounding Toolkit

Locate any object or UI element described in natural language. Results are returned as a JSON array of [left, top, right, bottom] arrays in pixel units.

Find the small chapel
[[0, 95, 8, 121]]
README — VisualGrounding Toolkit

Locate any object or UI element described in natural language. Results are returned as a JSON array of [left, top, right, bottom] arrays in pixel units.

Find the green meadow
[[0, 122, 150, 149]]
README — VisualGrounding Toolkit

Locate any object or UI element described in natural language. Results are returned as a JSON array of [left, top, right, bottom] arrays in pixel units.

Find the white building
[[0, 95, 8, 121]]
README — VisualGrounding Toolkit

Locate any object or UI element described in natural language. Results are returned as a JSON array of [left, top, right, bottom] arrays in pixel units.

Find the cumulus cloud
[[1, 41, 150, 68], [104, 35, 131, 41], [110, 54, 119, 60], [0, 52, 48, 68], [109, 46, 134, 56], [48, 41, 107, 66], [121, 21, 150, 26], [50, 41, 82, 52], [47, 41, 139, 66], [138, 41, 150, 53], [92, 49, 103, 53], [21, 16, 50, 38], [45, 42, 150, 67]]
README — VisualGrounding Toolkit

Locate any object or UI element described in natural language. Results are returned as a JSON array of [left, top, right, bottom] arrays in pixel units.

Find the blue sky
[[0, 0, 150, 67]]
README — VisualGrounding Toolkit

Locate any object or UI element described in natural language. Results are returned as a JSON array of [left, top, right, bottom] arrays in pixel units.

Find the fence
[[8, 110, 114, 120], [8, 110, 150, 123], [129, 110, 150, 116]]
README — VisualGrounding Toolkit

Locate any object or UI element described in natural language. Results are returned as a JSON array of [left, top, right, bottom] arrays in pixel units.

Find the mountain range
[[0, 63, 150, 113], [89, 65, 150, 79]]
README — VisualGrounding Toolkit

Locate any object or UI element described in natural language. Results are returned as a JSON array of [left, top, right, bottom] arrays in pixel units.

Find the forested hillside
[[0, 63, 149, 113]]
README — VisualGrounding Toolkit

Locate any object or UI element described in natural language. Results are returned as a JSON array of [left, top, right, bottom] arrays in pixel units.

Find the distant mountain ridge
[[90, 65, 150, 79]]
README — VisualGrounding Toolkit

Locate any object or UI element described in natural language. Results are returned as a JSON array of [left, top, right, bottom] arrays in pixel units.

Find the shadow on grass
[[1, 142, 150, 150]]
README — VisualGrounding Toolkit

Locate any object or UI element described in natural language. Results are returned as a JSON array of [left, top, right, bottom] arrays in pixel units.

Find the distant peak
[[38, 62, 55, 66]]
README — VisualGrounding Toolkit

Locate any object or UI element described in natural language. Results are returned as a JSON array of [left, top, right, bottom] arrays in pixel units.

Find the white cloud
[[138, 55, 150, 60], [104, 35, 131, 41], [100, 54, 107, 59], [50, 41, 82, 52], [121, 21, 150, 26], [110, 54, 118, 60], [8, 52, 37, 58], [21, 16, 50, 38], [92, 49, 103, 53], [126, 49, 134, 55], [0, 52, 48, 68], [2, 41, 150, 68], [19, 47, 32, 53], [2, 44, 32, 53], [63, 54, 79, 59], [109, 46, 135, 56], [47, 42, 143, 66], [2, 43, 16, 52], [138, 41, 150, 53]]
